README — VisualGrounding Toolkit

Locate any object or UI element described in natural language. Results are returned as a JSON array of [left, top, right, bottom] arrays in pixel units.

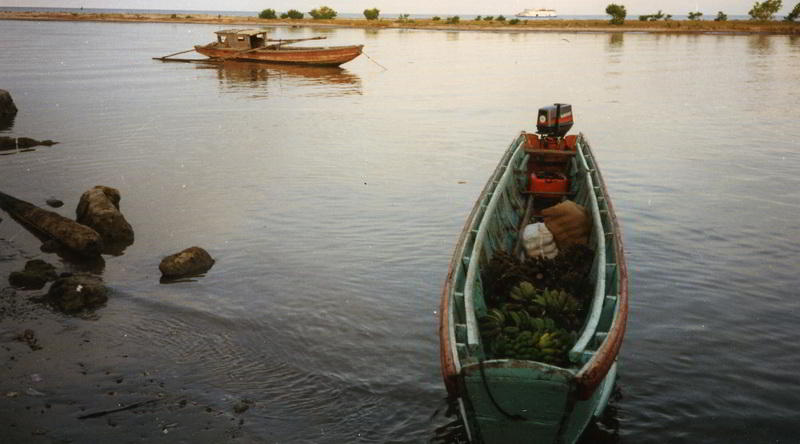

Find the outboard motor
[[536, 103, 573, 138], [526, 103, 576, 207]]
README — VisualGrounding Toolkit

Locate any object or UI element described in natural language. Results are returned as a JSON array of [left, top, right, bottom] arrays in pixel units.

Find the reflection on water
[[0, 114, 14, 132], [748, 34, 774, 54], [193, 61, 362, 97], [363, 28, 381, 38], [608, 32, 624, 48]]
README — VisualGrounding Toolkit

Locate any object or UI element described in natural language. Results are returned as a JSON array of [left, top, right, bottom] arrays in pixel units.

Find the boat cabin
[[214, 29, 267, 49]]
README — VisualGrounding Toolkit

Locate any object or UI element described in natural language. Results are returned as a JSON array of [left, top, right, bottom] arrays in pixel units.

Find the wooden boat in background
[[193, 29, 363, 67], [438, 122, 628, 443]]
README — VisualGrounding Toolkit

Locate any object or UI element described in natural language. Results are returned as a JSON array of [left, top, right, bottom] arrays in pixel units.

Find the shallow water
[[1, 20, 799, 443]]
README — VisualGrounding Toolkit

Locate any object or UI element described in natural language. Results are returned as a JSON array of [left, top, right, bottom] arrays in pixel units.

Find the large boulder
[[8, 259, 57, 290], [76, 186, 134, 246], [46, 273, 108, 312], [0, 89, 17, 118], [159, 247, 215, 279]]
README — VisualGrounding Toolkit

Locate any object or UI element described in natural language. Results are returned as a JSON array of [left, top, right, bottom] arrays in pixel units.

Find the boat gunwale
[[439, 135, 520, 394], [574, 136, 629, 400]]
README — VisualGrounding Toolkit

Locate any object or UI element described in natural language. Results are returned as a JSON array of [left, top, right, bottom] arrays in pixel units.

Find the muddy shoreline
[[1, 10, 799, 35], [0, 285, 258, 442]]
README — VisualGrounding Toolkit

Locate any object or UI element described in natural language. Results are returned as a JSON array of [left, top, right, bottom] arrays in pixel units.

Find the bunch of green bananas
[[509, 281, 537, 303], [478, 307, 577, 366], [533, 288, 582, 330]]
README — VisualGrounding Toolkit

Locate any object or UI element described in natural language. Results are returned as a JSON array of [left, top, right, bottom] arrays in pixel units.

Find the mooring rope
[[478, 359, 527, 421], [362, 51, 387, 71]]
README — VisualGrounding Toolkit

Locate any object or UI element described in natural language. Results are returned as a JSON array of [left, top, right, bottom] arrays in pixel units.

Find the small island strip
[[1, 10, 798, 35]]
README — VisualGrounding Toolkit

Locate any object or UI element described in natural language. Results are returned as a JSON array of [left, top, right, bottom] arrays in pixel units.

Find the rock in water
[[159, 247, 215, 279], [45, 198, 64, 208], [0, 191, 103, 257], [46, 273, 108, 312], [0, 89, 17, 118], [76, 186, 134, 245], [8, 259, 58, 290]]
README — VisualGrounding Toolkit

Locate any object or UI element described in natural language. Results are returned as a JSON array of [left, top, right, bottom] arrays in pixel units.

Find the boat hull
[[516, 9, 557, 18], [194, 44, 363, 67], [439, 132, 628, 443]]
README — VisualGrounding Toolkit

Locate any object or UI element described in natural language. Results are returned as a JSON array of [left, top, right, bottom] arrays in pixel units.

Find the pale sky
[[0, 0, 793, 15]]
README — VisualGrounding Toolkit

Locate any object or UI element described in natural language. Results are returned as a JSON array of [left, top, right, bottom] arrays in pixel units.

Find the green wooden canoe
[[439, 132, 628, 443]]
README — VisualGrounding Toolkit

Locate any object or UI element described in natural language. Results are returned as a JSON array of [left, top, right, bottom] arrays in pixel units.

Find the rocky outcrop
[[8, 259, 57, 290], [0, 191, 103, 257], [46, 273, 108, 312], [159, 247, 215, 279], [0, 90, 17, 118], [76, 186, 134, 246]]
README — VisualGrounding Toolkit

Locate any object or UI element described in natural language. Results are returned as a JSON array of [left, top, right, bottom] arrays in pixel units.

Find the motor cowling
[[536, 103, 573, 137]]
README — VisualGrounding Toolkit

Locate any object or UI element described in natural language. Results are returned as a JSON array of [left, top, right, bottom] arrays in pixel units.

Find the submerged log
[[0, 89, 17, 118], [0, 191, 103, 257], [159, 246, 215, 279], [76, 186, 134, 246]]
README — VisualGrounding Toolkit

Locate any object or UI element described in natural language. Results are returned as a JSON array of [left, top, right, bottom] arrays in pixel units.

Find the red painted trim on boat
[[574, 139, 629, 400]]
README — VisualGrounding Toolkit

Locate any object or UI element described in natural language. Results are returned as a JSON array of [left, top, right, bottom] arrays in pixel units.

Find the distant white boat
[[515, 8, 557, 18]]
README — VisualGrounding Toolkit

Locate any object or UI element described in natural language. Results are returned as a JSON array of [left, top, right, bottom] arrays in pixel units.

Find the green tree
[[605, 3, 627, 24], [748, 0, 782, 20], [497, 15, 506, 21], [509, 18, 520, 24], [363, 8, 380, 20], [309, 5, 337, 19], [432, 16, 441, 21], [785, 2, 800, 20], [445, 15, 460, 24], [483, 15, 494, 21], [715, 11, 728, 21], [259, 8, 277, 19], [688, 11, 703, 20], [280, 10, 304, 19], [474, 15, 482, 21]]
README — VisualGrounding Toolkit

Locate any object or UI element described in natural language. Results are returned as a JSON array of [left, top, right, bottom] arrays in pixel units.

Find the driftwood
[[77, 398, 161, 419], [0, 191, 103, 257]]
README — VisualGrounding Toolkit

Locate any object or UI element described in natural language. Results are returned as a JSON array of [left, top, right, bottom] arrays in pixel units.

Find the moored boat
[[439, 104, 628, 443], [193, 29, 363, 67], [516, 8, 557, 18]]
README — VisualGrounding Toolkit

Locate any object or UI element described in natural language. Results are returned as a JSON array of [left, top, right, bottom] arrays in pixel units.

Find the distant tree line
[[259, 3, 799, 24], [258, 5, 339, 20], [608, 0, 799, 24]]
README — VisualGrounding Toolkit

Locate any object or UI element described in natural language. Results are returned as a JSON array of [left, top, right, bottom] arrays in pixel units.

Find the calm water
[[1, 20, 799, 443]]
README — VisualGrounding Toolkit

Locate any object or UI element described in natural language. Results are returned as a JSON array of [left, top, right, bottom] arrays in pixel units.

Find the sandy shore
[[1, 10, 799, 35]]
